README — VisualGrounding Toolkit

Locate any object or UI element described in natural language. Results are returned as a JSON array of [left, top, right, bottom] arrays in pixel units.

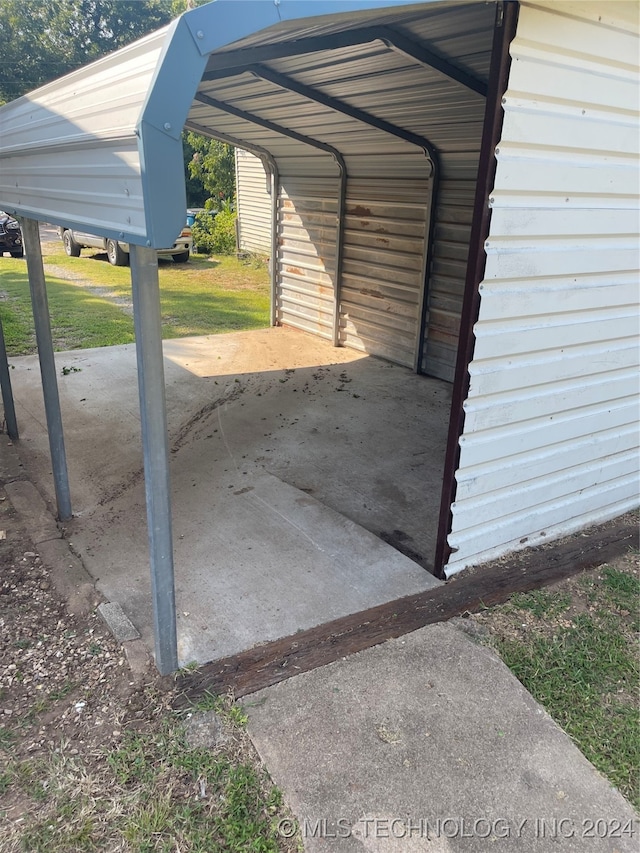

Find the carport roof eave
[[0, 20, 183, 246]]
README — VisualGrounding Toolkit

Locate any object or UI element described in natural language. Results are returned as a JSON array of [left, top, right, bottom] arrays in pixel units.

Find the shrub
[[192, 207, 237, 255]]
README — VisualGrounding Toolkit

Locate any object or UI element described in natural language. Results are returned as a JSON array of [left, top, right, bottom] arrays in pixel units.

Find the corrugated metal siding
[[446, 1, 640, 575], [201, 5, 495, 372], [235, 150, 272, 255], [421, 176, 476, 380], [340, 172, 432, 366], [276, 175, 340, 339]]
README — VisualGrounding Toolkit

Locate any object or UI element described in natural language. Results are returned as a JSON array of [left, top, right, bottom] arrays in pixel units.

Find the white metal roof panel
[[0, 26, 170, 241]]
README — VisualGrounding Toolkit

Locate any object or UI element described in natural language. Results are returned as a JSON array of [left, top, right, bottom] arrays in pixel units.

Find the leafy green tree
[[186, 133, 236, 205], [182, 135, 209, 208], [0, 0, 174, 103]]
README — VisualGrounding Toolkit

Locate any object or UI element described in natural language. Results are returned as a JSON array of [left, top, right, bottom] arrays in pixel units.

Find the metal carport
[[0, 0, 508, 672], [2, 0, 636, 674]]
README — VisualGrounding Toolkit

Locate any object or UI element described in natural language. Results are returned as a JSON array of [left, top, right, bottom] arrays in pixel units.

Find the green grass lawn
[[475, 551, 640, 811], [0, 249, 270, 355]]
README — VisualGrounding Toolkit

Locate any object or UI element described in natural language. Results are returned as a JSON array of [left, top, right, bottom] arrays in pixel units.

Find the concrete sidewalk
[[245, 622, 638, 852]]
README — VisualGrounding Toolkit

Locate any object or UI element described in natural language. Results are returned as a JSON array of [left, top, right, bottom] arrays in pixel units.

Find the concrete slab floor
[[8, 328, 450, 664]]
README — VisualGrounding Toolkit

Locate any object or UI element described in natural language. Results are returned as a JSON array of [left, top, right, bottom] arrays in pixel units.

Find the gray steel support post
[[21, 218, 72, 520], [0, 316, 18, 440], [129, 244, 178, 675]]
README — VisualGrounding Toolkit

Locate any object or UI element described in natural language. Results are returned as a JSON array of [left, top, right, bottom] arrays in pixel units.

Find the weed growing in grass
[[48, 680, 77, 701], [7, 757, 50, 802], [184, 690, 249, 727], [17, 696, 48, 728], [107, 729, 160, 786], [0, 727, 15, 751], [190, 689, 218, 713]]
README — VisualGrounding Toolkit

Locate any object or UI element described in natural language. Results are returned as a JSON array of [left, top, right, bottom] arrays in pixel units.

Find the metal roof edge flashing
[[136, 16, 209, 248], [182, 1, 284, 57]]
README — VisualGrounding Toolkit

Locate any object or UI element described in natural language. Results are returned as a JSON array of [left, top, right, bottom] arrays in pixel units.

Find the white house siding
[[235, 149, 272, 255], [446, 1, 640, 575]]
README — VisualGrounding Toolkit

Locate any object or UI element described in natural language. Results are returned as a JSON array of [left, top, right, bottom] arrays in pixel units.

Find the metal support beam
[[249, 64, 436, 165], [0, 316, 18, 440], [21, 217, 72, 521], [194, 92, 345, 164], [202, 26, 488, 96], [376, 27, 488, 97], [130, 245, 178, 675], [203, 28, 378, 73]]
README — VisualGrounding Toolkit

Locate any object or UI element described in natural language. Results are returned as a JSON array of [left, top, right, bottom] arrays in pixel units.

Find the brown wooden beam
[[173, 512, 638, 708]]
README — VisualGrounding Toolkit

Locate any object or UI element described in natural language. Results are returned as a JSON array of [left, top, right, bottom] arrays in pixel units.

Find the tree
[[0, 0, 174, 103], [182, 134, 209, 208], [186, 133, 236, 206]]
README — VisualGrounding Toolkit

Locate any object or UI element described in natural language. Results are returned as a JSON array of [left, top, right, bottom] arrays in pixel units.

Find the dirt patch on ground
[[0, 479, 296, 851]]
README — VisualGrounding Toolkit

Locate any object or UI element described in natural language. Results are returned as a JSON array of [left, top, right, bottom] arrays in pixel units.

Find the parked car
[[58, 221, 193, 266], [0, 211, 24, 258], [186, 208, 207, 227]]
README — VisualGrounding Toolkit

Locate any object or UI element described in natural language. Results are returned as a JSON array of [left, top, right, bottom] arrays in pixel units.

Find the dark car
[[0, 211, 24, 258]]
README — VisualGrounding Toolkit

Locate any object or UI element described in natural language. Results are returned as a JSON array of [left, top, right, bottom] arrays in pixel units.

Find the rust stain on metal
[[348, 205, 371, 217], [282, 199, 294, 209], [360, 288, 383, 299], [376, 237, 390, 245], [375, 226, 389, 234], [286, 266, 304, 276]]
